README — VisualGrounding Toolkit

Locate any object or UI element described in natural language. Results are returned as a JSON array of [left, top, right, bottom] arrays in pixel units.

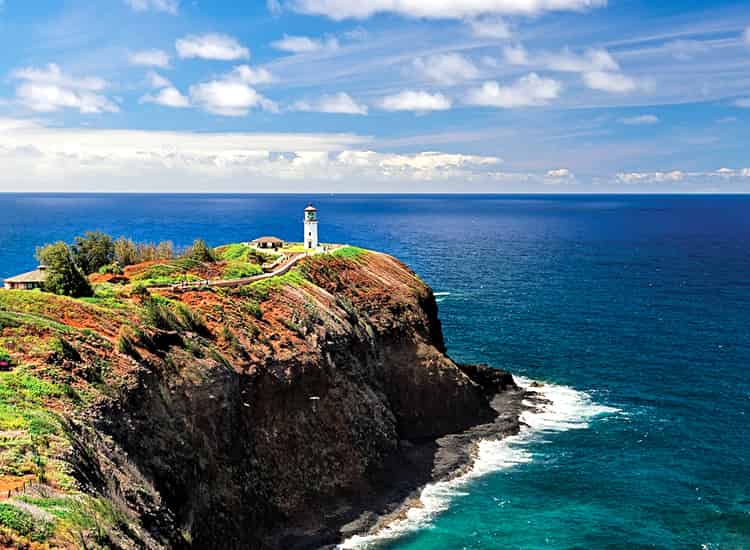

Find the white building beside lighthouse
[[304, 204, 319, 250]]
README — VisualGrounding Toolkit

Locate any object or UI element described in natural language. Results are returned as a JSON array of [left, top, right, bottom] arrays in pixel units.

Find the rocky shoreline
[[329, 375, 528, 549]]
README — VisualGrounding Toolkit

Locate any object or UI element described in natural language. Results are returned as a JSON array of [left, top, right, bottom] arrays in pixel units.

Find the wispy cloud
[[129, 49, 171, 68], [271, 34, 339, 54], [292, 92, 368, 115], [619, 114, 659, 125], [124, 0, 179, 15], [289, 0, 607, 19]]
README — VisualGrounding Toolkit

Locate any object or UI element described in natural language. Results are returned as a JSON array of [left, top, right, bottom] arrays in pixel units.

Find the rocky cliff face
[[3, 249, 516, 549]]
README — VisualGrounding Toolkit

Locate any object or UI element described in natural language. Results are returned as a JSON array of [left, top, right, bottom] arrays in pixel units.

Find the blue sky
[[0, 0, 749, 192]]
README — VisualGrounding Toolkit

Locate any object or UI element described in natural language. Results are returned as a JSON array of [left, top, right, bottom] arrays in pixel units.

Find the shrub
[[117, 327, 141, 361], [98, 262, 123, 275], [36, 242, 93, 298], [174, 303, 209, 335], [141, 297, 181, 332]]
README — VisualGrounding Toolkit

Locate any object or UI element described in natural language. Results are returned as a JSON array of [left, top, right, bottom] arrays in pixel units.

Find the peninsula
[[0, 207, 523, 548]]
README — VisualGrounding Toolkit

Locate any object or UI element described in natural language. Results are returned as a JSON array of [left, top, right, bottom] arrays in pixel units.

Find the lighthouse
[[304, 204, 319, 250]]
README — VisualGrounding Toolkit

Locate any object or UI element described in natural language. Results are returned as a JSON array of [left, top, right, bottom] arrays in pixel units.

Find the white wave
[[338, 377, 620, 549], [434, 292, 451, 303]]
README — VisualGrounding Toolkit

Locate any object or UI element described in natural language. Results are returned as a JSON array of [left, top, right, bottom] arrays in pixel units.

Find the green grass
[[0, 502, 55, 541], [222, 262, 263, 280], [246, 269, 307, 300], [217, 242, 251, 261], [330, 246, 368, 260], [79, 283, 129, 310]]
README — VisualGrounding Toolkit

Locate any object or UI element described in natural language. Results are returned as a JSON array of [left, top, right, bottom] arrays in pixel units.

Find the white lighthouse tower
[[304, 204, 319, 251]]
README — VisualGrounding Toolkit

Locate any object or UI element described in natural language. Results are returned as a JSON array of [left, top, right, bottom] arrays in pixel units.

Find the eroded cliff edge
[[0, 248, 519, 549]]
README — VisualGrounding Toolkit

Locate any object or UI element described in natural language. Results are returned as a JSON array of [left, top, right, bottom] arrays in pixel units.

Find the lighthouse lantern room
[[304, 204, 319, 250]]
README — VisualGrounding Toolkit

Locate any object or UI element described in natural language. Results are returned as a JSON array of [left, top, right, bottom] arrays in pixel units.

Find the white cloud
[[503, 44, 528, 65], [12, 64, 106, 91], [271, 34, 339, 54], [129, 49, 171, 68], [619, 114, 659, 125], [380, 90, 452, 112], [547, 168, 573, 178], [230, 65, 275, 85], [545, 48, 618, 73], [11, 64, 118, 114], [176, 34, 250, 61], [467, 16, 511, 39], [147, 71, 172, 88], [293, 92, 368, 115], [124, 0, 179, 14], [290, 0, 607, 20], [140, 87, 190, 108], [616, 171, 685, 184], [734, 98, 750, 108], [466, 73, 561, 108], [412, 53, 480, 85], [583, 71, 638, 93]]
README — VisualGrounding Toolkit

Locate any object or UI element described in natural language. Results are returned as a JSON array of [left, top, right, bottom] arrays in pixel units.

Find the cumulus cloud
[[176, 34, 250, 61], [124, 0, 179, 14], [11, 64, 118, 114], [379, 90, 452, 112], [289, 0, 607, 20], [583, 71, 639, 93], [619, 114, 659, 125], [140, 87, 190, 108], [412, 53, 480, 85], [465, 73, 561, 108], [129, 49, 171, 68], [271, 34, 339, 53], [230, 65, 275, 85], [467, 16, 511, 39], [545, 47, 618, 73], [293, 92, 368, 115], [188, 66, 276, 116], [147, 71, 172, 88]]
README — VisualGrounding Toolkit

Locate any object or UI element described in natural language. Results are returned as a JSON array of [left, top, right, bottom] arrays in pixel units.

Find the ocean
[[1, 194, 749, 549]]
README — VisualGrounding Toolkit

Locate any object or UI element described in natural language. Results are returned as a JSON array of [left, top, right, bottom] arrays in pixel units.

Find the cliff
[[0, 247, 518, 549]]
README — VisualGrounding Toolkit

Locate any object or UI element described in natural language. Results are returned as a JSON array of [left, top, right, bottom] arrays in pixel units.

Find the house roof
[[304, 204, 317, 212], [4, 266, 48, 284], [252, 236, 284, 244]]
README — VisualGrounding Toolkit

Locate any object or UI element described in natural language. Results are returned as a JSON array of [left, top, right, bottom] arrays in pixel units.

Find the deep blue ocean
[[1, 194, 749, 549]]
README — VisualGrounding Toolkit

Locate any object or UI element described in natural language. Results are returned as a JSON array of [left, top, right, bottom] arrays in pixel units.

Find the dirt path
[[156, 252, 308, 292]]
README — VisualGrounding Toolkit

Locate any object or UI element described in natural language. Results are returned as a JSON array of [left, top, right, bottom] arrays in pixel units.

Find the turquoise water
[[1, 194, 749, 548]]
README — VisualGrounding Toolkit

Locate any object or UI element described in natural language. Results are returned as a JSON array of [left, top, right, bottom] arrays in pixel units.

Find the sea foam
[[339, 377, 620, 549]]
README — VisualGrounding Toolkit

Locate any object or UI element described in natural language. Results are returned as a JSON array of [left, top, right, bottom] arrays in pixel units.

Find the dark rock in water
[[457, 363, 518, 398]]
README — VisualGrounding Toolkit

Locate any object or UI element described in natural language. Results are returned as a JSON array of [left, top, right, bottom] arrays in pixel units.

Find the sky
[[0, 0, 749, 193]]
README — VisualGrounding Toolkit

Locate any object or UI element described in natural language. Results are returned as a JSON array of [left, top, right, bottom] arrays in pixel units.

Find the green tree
[[37, 242, 93, 297], [186, 239, 216, 263], [114, 237, 139, 267], [71, 231, 114, 274]]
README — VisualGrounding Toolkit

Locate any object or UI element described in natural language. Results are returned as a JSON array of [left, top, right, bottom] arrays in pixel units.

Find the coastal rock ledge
[[0, 248, 521, 549]]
